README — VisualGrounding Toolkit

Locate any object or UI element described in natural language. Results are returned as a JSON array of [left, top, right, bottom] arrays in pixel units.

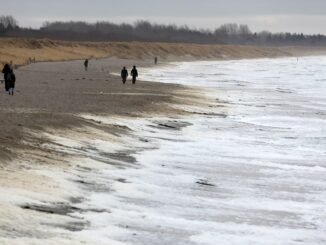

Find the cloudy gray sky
[[1, 0, 326, 34]]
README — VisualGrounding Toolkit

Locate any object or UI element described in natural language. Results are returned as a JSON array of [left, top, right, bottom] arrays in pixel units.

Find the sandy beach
[[4, 40, 323, 163], [1, 42, 326, 244], [0, 54, 207, 244]]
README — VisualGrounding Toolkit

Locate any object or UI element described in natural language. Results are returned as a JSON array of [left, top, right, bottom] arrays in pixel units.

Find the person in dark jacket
[[2, 64, 11, 92], [7, 70, 16, 96], [84, 59, 89, 71], [121, 67, 128, 84], [131, 66, 138, 84]]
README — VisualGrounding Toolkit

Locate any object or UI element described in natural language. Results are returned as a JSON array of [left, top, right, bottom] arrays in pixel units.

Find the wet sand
[[0, 58, 198, 161], [0, 57, 208, 244]]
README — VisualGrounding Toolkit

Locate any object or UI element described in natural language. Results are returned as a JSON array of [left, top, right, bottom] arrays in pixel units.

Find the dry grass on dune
[[0, 37, 304, 66]]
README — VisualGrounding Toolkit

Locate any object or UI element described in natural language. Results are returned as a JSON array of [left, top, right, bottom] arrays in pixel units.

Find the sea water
[[78, 57, 326, 245]]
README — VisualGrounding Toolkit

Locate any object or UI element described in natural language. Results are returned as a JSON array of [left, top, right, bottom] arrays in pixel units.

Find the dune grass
[[1, 37, 325, 66]]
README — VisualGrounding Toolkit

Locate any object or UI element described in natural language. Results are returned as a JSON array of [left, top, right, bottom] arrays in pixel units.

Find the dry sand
[[2, 37, 326, 67]]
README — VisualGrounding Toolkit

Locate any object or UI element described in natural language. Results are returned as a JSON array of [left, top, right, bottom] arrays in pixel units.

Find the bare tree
[[0, 15, 18, 33], [238, 24, 252, 36]]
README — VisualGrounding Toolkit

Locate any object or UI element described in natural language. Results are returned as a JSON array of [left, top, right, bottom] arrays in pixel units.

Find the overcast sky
[[1, 0, 326, 34]]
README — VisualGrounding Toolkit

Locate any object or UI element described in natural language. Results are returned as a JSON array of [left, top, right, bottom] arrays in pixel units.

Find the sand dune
[[2, 38, 326, 66]]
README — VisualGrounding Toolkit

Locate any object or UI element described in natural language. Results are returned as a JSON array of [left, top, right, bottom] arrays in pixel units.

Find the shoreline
[[0, 56, 216, 243], [0, 50, 325, 243]]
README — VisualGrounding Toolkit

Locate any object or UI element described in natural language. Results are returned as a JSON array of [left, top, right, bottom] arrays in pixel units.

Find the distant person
[[7, 70, 16, 96], [131, 65, 138, 84], [84, 59, 89, 71], [121, 66, 128, 84], [2, 63, 11, 92], [154, 57, 158, 65]]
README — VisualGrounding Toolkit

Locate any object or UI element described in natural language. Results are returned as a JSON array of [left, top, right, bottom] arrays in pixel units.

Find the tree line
[[1, 15, 326, 46]]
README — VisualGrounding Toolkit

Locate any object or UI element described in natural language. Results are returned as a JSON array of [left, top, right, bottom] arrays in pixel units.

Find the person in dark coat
[[131, 66, 138, 84], [7, 70, 16, 96], [154, 57, 158, 65], [2, 64, 11, 92], [84, 59, 89, 71], [121, 67, 128, 84]]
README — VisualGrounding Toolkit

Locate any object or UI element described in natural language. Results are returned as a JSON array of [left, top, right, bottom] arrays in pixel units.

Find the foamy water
[[75, 57, 326, 245]]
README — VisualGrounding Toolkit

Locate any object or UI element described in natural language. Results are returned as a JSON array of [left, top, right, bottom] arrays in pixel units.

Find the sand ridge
[[2, 37, 326, 66]]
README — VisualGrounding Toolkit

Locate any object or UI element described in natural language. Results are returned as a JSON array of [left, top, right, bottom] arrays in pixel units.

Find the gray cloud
[[1, 0, 326, 34]]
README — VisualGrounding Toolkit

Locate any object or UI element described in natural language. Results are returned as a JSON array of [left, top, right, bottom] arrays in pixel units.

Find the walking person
[[121, 66, 128, 84], [154, 57, 158, 65], [2, 63, 11, 92], [84, 59, 89, 71], [131, 65, 138, 84], [7, 69, 16, 96]]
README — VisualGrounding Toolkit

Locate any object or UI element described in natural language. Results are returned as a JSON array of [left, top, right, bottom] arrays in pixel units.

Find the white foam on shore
[[78, 56, 325, 245], [6, 57, 326, 244]]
